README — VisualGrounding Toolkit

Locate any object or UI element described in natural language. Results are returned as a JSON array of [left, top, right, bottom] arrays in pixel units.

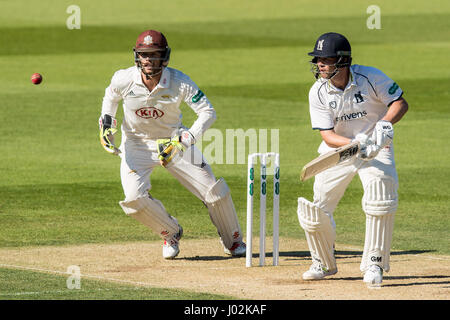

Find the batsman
[[298, 32, 408, 286], [99, 30, 246, 259]]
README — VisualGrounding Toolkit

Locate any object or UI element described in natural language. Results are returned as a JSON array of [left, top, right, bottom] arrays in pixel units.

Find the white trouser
[[313, 145, 398, 218], [120, 138, 216, 202], [313, 145, 398, 272], [118, 137, 243, 249]]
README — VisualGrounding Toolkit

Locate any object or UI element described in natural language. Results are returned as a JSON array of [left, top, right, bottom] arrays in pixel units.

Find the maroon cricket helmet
[[134, 30, 169, 53], [133, 30, 171, 77]]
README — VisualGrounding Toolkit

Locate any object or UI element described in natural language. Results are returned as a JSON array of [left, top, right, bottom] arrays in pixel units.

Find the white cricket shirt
[[101, 66, 216, 143], [308, 64, 403, 154]]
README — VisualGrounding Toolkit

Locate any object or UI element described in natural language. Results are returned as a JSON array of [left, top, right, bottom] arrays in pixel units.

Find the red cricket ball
[[31, 73, 43, 85]]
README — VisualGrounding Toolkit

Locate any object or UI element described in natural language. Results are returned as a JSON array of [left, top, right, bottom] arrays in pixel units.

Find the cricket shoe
[[363, 265, 383, 287], [302, 259, 337, 280], [162, 225, 183, 259], [223, 240, 246, 257]]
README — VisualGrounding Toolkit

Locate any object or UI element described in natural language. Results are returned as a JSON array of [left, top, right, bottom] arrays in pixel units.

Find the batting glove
[[373, 120, 394, 149], [353, 133, 380, 161]]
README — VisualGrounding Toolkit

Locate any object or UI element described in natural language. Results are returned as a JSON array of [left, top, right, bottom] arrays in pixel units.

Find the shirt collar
[[325, 67, 357, 94], [133, 66, 171, 88], [158, 67, 170, 88], [348, 67, 358, 88]]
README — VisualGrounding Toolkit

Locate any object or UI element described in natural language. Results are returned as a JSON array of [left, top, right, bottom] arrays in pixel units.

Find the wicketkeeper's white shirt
[[102, 66, 216, 143], [308, 64, 403, 154]]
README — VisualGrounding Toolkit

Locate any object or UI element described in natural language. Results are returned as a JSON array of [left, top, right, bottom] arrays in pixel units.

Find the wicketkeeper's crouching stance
[[298, 32, 408, 286], [99, 30, 246, 259]]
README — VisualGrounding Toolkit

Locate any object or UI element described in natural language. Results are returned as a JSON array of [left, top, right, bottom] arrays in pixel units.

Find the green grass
[[0, 267, 234, 300], [0, 0, 449, 298]]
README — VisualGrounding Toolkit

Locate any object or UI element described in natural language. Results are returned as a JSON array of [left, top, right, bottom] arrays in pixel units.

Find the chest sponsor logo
[[335, 110, 367, 122], [135, 106, 164, 119]]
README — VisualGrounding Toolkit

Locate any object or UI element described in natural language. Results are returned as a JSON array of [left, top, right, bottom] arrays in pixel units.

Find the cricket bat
[[300, 141, 360, 181]]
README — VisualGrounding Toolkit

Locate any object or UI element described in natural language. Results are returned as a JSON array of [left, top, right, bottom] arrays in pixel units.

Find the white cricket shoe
[[223, 241, 247, 257], [302, 259, 337, 280], [162, 225, 183, 259], [363, 265, 383, 287]]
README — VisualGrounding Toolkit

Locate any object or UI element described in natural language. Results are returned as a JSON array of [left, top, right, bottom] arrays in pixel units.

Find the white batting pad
[[361, 178, 397, 272], [362, 177, 398, 215], [361, 213, 395, 272], [119, 195, 180, 241], [204, 178, 243, 249], [297, 197, 337, 271]]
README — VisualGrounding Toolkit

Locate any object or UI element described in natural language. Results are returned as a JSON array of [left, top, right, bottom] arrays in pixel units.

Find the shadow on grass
[[181, 255, 233, 261], [282, 249, 436, 261], [332, 275, 450, 288], [382, 275, 450, 288], [182, 249, 437, 262]]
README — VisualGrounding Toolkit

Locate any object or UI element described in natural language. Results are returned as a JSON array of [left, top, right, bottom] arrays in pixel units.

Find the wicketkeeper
[[298, 32, 408, 286], [99, 30, 246, 259]]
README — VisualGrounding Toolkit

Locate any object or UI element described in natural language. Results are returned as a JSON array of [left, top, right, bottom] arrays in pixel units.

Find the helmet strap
[[310, 55, 351, 80], [310, 62, 340, 80], [141, 66, 162, 80], [134, 49, 167, 80]]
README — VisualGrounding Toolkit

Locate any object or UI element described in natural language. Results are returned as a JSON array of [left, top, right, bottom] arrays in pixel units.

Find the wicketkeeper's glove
[[157, 130, 195, 167], [157, 136, 185, 167], [99, 114, 121, 155]]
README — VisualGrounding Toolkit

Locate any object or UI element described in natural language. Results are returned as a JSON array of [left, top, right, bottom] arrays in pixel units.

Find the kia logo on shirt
[[135, 107, 164, 119]]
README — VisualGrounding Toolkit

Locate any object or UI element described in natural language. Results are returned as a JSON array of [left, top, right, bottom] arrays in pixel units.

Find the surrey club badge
[[143, 35, 153, 45]]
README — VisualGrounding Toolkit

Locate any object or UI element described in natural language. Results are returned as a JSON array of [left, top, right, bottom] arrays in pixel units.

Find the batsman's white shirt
[[306, 66, 403, 274], [307, 64, 402, 219], [102, 66, 216, 146], [309, 64, 403, 154]]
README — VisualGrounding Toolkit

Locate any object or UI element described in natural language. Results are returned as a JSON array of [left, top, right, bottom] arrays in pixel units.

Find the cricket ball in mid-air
[[31, 73, 43, 85]]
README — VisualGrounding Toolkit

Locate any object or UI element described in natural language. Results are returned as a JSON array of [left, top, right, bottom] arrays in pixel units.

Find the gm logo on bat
[[135, 107, 165, 119], [339, 145, 359, 162]]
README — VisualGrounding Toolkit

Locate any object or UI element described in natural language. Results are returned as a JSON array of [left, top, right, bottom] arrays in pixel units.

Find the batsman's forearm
[[319, 129, 352, 148], [383, 98, 409, 124]]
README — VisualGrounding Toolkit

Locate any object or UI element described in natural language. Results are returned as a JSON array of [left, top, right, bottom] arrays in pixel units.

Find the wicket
[[246, 152, 280, 267]]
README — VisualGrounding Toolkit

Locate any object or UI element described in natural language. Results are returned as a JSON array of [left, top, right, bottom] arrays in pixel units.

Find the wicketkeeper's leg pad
[[119, 195, 180, 241], [297, 197, 337, 272], [204, 178, 243, 249], [361, 177, 397, 272]]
